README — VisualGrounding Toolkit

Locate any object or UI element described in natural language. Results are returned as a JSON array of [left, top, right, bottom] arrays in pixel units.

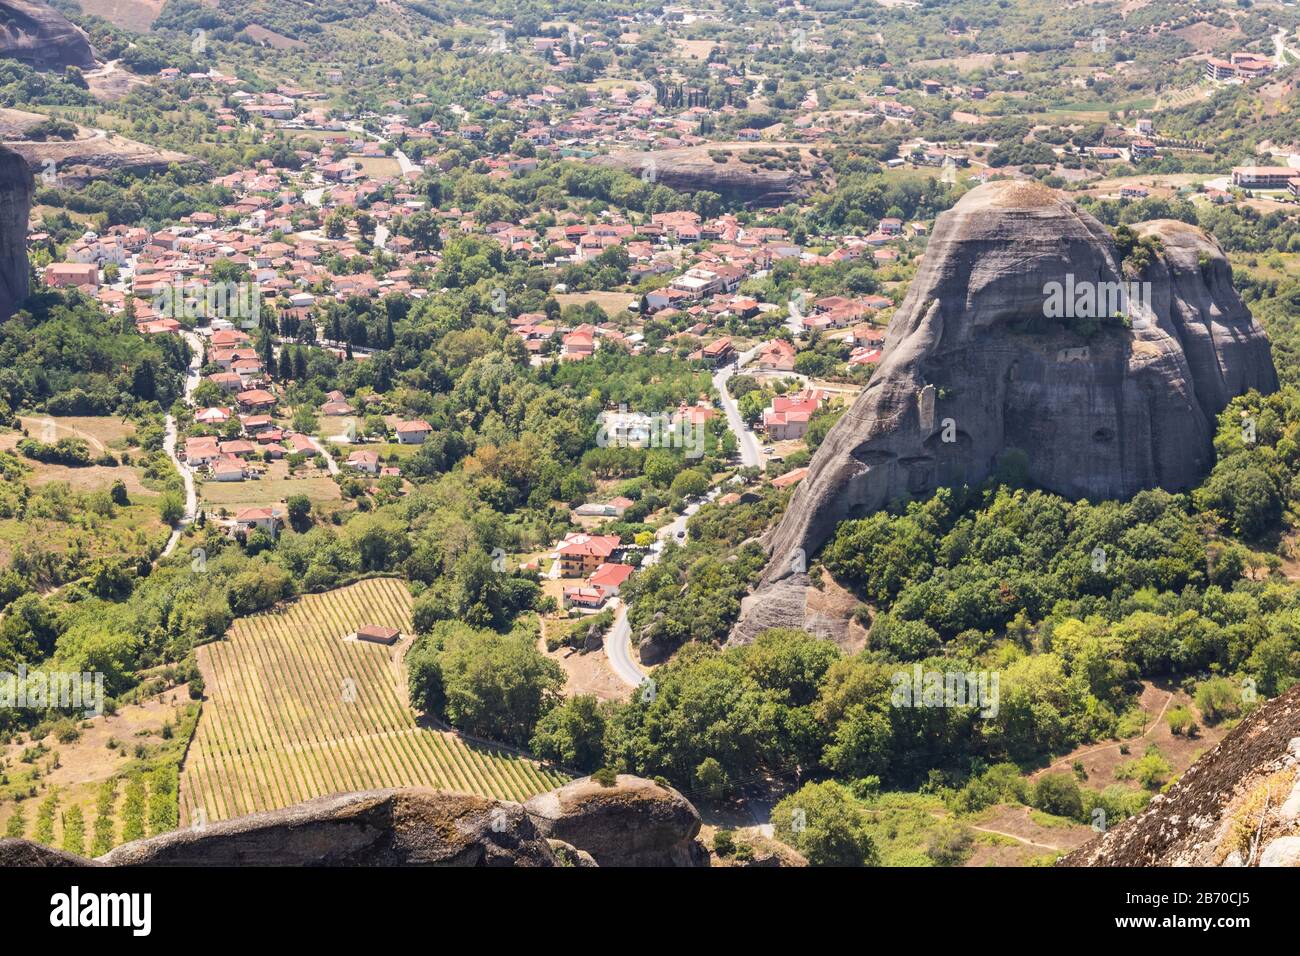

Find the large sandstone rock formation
[[524, 773, 706, 866], [0, 776, 709, 867], [0, 0, 96, 70], [1061, 684, 1300, 866], [0, 144, 31, 321], [731, 180, 1278, 643]]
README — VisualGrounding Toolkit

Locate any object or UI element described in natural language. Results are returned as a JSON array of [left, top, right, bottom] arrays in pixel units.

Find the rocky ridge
[[0, 775, 719, 867], [0, 0, 96, 70], [0, 143, 31, 321]]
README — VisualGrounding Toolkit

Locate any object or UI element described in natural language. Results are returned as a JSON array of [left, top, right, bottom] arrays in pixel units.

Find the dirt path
[[968, 824, 1064, 853], [1038, 688, 1175, 775], [22, 416, 107, 453]]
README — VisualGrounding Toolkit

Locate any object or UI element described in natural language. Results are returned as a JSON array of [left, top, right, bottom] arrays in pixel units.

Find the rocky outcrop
[[524, 774, 707, 866], [0, 838, 99, 866], [588, 143, 819, 207], [0, 144, 31, 322], [5, 136, 197, 189], [99, 789, 557, 866], [0, 776, 707, 867], [731, 181, 1278, 643], [1061, 684, 1300, 866], [0, 0, 96, 70]]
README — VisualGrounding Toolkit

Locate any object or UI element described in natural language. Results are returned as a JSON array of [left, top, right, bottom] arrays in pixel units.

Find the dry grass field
[[180, 578, 569, 825]]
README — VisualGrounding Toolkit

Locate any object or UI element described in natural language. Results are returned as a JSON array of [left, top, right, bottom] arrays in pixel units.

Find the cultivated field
[[180, 577, 569, 825]]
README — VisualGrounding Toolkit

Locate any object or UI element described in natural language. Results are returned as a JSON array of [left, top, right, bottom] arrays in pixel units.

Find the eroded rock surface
[[0, 144, 31, 321], [0, 0, 96, 70], [0, 776, 707, 867], [524, 774, 707, 866], [732, 180, 1278, 643], [588, 144, 817, 206], [1060, 685, 1300, 866]]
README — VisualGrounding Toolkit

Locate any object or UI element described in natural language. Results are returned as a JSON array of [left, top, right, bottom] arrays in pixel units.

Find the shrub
[[713, 828, 736, 856]]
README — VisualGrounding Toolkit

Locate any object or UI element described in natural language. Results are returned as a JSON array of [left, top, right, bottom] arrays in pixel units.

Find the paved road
[[603, 601, 647, 687], [1275, 28, 1300, 68], [602, 349, 764, 686], [606, 497, 707, 688], [310, 435, 341, 476], [160, 330, 204, 558], [711, 344, 764, 468]]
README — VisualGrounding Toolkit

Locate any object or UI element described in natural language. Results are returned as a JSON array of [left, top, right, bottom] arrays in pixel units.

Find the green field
[[180, 577, 569, 825]]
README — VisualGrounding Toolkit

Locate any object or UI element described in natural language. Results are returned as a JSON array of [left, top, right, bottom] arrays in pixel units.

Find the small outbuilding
[[355, 624, 401, 645]]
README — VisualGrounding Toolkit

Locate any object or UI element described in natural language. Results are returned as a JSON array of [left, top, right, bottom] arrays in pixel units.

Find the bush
[[1195, 677, 1243, 725], [1166, 705, 1196, 736], [713, 828, 736, 856], [772, 781, 878, 866], [1032, 773, 1084, 821]]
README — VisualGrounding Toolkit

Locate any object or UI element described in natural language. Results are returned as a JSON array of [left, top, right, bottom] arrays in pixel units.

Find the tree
[[286, 494, 312, 532], [160, 492, 185, 526], [1033, 772, 1084, 820], [772, 781, 878, 866], [530, 694, 608, 771], [670, 468, 709, 499], [408, 622, 564, 747], [61, 805, 85, 856], [4, 803, 25, 839]]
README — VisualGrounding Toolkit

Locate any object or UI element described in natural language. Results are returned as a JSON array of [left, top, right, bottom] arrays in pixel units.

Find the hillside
[[1061, 683, 1300, 867]]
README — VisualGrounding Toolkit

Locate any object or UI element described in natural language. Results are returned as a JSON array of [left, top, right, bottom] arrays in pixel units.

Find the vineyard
[[179, 577, 569, 826]]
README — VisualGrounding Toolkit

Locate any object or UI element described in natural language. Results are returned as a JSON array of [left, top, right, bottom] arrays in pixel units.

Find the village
[[21, 9, 1300, 694]]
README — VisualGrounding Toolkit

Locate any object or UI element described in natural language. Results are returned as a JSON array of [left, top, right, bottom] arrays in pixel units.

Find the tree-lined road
[[603, 346, 766, 688], [160, 330, 204, 558]]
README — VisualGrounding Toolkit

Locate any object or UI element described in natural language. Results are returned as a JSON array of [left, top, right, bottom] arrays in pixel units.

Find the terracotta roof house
[[756, 338, 796, 372], [237, 389, 276, 410], [588, 562, 634, 595], [395, 419, 433, 444], [347, 449, 381, 474], [771, 466, 809, 488], [233, 506, 283, 534], [355, 624, 400, 645], [556, 532, 621, 576]]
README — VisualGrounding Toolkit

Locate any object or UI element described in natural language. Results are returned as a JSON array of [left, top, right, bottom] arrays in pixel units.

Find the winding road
[[160, 330, 204, 558], [602, 346, 765, 687]]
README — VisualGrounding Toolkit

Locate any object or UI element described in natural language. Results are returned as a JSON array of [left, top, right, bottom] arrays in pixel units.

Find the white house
[[395, 419, 433, 444]]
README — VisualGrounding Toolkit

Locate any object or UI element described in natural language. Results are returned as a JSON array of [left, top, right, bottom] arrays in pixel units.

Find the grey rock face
[[0, 838, 98, 866], [0, 776, 708, 867], [1258, 836, 1300, 868], [99, 789, 557, 867], [0, 145, 32, 322], [524, 774, 707, 867], [0, 1, 96, 70], [732, 181, 1277, 643]]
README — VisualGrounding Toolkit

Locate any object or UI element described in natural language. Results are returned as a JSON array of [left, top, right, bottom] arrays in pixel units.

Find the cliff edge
[[1060, 684, 1300, 866], [0, 143, 31, 321]]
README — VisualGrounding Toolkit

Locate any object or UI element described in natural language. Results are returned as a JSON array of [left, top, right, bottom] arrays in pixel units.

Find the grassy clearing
[[179, 577, 569, 825]]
